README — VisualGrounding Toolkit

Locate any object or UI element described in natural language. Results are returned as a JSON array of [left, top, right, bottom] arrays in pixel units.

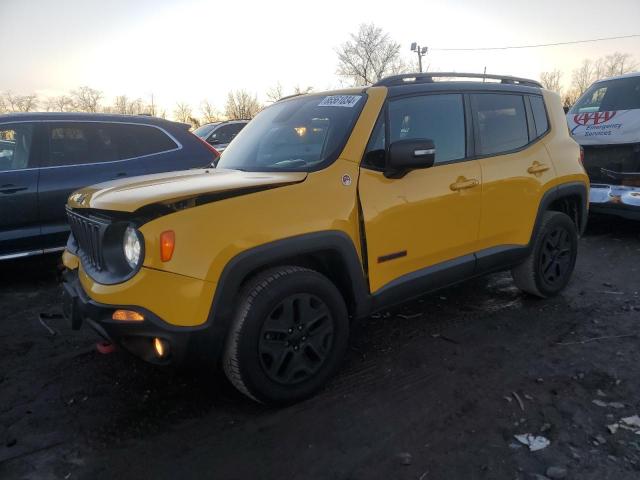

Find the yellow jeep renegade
[[62, 73, 588, 404]]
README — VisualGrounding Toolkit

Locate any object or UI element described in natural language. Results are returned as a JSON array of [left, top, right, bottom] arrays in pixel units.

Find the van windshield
[[217, 93, 365, 172], [570, 76, 640, 113]]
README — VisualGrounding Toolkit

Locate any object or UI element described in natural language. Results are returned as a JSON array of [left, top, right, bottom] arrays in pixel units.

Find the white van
[[567, 72, 640, 220]]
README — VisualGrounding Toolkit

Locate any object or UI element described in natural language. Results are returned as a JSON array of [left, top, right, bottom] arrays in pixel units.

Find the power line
[[431, 34, 640, 52]]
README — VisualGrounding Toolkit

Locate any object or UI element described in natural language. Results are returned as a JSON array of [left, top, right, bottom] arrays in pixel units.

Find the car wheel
[[223, 266, 349, 405], [512, 211, 578, 298]]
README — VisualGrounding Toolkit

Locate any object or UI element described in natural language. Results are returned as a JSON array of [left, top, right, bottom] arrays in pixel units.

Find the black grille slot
[[583, 143, 640, 184], [66, 209, 107, 271]]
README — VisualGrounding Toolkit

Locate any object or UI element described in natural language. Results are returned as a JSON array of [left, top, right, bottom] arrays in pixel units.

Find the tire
[[223, 266, 349, 405], [511, 211, 578, 298]]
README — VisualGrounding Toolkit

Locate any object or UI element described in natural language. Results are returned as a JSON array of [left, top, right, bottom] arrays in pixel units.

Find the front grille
[[66, 209, 108, 271], [583, 143, 640, 184]]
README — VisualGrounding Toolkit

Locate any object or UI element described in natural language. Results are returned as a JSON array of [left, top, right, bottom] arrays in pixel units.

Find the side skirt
[[369, 244, 530, 313]]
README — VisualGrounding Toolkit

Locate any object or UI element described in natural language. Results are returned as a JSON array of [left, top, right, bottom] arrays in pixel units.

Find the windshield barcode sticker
[[318, 95, 361, 108]]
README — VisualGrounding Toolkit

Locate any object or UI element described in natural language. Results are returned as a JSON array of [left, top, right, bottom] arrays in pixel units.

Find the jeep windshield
[[216, 93, 366, 172], [570, 76, 640, 113]]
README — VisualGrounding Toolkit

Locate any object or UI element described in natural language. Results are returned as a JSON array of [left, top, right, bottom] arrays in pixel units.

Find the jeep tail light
[[160, 230, 175, 262]]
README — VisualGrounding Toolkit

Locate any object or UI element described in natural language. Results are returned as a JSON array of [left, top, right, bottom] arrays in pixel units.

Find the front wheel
[[223, 266, 349, 405], [511, 211, 578, 298]]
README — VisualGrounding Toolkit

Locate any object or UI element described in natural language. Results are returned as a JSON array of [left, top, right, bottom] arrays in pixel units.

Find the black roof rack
[[374, 72, 542, 88]]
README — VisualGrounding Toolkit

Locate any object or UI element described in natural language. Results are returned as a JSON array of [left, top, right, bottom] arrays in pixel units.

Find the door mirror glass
[[385, 139, 435, 178]]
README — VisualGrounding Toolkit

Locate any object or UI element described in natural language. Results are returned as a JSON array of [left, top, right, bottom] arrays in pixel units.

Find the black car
[[0, 112, 218, 260]]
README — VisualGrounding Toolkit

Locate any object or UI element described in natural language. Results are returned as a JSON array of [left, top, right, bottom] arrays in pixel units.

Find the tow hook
[[96, 341, 116, 354]]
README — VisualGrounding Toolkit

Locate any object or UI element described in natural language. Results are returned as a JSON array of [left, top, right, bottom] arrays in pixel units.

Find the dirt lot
[[1, 215, 639, 480]]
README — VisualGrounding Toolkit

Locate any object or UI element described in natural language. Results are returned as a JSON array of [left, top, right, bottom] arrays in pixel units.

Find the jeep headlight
[[123, 226, 142, 269]]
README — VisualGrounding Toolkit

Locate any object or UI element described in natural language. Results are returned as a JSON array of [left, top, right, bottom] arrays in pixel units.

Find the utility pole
[[410, 42, 428, 73]]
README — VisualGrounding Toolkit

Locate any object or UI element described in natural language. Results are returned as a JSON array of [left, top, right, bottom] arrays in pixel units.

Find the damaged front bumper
[[589, 183, 640, 220], [62, 269, 215, 365]]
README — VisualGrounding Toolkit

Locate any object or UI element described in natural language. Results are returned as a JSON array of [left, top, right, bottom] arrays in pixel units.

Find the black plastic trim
[[204, 231, 371, 360], [372, 254, 475, 311]]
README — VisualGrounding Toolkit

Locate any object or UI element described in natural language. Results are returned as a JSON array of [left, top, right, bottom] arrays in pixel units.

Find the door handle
[[0, 184, 27, 194], [527, 161, 550, 174], [450, 177, 479, 191]]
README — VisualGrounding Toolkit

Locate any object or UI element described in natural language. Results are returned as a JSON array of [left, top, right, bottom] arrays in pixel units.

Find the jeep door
[[470, 93, 555, 254], [0, 122, 41, 258], [358, 93, 482, 292]]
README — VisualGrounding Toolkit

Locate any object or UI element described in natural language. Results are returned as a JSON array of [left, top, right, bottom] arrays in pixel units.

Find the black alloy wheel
[[258, 293, 334, 385]]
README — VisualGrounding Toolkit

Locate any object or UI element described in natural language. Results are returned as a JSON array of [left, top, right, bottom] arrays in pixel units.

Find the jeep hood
[[68, 168, 308, 212]]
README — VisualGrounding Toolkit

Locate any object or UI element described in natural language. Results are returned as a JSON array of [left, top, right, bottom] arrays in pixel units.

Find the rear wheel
[[223, 266, 349, 405], [512, 211, 578, 298]]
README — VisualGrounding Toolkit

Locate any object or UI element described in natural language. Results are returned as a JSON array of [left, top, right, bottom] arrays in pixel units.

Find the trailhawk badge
[[341, 174, 352, 186]]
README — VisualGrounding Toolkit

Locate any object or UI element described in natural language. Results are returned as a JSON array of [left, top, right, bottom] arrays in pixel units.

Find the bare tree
[[571, 60, 596, 96], [601, 52, 637, 77], [570, 52, 638, 97], [266, 83, 284, 103], [224, 90, 261, 120], [336, 23, 407, 86], [47, 95, 74, 112], [0, 95, 6, 113], [70, 86, 102, 112], [174, 102, 193, 123], [293, 85, 314, 95], [563, 89, 582, 110], [113, 95, 129, 114], [2, 92, 38, 112], [201, 100, 222, 123], [540, 70, 563, 94]]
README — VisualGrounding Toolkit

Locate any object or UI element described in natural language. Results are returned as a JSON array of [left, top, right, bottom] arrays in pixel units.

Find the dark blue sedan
[[0, 112, 218, 260]]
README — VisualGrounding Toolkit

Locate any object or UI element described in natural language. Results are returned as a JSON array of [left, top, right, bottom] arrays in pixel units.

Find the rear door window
[[387, 94, 466, 164], [0, 123, 34, 171], [48, 124, 92, 166], [46, 122, 178, 166], [471, 94, 529, 156]]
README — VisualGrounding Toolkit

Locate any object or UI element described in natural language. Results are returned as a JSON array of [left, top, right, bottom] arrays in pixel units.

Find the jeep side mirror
[[385, 139, 435, 178]]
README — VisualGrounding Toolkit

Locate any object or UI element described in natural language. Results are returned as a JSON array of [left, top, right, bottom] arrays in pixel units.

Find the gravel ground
[[1, 215, 639, 480]]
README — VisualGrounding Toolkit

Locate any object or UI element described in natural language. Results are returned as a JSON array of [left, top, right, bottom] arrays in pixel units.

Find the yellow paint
[[78, 265, 216, 327], [359, 161, 482, 292]]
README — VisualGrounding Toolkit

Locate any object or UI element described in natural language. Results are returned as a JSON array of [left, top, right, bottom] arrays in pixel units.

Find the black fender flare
[[202, 231, 371, 361], [535, 181, 589, 238]]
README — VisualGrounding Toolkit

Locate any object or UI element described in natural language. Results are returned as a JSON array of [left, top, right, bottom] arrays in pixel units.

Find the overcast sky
[[2, 0, 640, 117]]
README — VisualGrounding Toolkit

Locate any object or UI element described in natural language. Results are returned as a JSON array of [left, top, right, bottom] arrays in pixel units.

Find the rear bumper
[[62, 269, 217, 365], [589, 184, 640, 220]]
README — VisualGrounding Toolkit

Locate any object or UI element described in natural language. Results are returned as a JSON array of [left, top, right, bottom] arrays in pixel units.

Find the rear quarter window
[[103, 123, 179, 160], [529, 96, 549, 137]]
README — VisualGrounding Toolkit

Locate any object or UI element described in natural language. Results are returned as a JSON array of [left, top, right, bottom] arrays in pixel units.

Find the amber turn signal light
[[112, 309, 144, 322], [160, 230, 175, 262]]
